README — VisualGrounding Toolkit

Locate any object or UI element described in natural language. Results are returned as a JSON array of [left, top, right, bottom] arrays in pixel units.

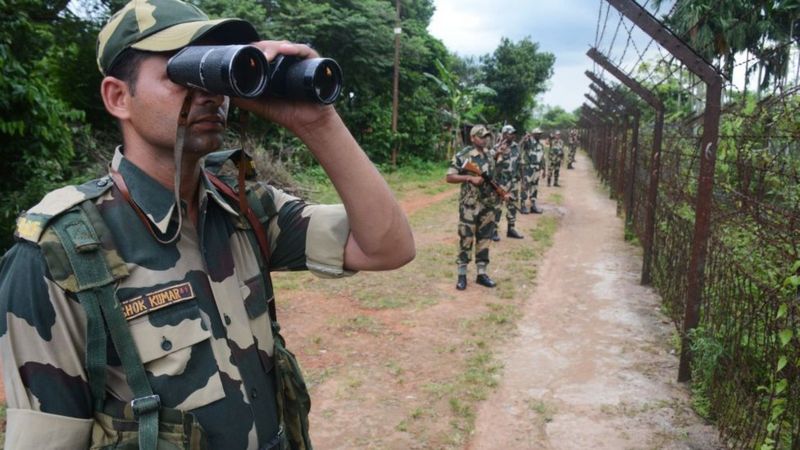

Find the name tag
[[121, 282, 196, 320]]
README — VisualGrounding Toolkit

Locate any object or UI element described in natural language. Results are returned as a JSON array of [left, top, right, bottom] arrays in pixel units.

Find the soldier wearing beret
[[519, 128, 545, 214], [547, 130, 565, 187], [446, 125, 500, 291], [567, 128, 579, 169], [0, 0, 415, 448], [492, 124, 524, 240]]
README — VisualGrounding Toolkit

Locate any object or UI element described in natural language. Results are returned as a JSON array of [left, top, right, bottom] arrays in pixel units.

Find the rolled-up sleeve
[[5, 409, 92, 449], [0, 241, 93, 449], [303, 204, 353, 278], [264, 186, 354, 278]]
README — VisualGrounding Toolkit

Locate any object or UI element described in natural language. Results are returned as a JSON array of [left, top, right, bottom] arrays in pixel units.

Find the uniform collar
[[110, 147, 239, 234], [468, 147, 488, 158]]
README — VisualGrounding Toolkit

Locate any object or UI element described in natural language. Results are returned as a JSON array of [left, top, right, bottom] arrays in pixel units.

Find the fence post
[[591, 82, 628, 201], [602, 0, 723, 382], [587, 48, 665, 285]]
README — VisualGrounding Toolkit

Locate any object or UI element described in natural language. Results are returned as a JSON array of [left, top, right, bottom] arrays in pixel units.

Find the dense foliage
[[481, 37, 555, 130], [0, 0, 89, 248], [655, 0, 799, 88]]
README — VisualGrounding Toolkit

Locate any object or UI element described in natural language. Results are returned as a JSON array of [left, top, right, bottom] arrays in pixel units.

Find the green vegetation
[[0, 0, 558, 253]]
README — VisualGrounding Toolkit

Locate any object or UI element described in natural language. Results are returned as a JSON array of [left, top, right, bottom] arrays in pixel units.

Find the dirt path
[[467, 153, 722, 450]]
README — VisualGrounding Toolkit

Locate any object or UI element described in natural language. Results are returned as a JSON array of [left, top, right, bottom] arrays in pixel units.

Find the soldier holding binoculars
[[0, 0, 414, 448]]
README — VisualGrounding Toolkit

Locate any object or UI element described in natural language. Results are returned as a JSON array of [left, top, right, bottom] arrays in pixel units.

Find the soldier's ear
[[101, 76, 132, 120]]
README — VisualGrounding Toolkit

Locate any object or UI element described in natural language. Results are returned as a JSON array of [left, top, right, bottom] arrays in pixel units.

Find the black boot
[[520, 206, 530, 214], [456, 275, 467, 290], [547, 178, 551, 187], [507, 226, 524, 239], [491, 230, 501, 242], [554, 178, 560, 187], [475, 274, 496, 288], [531, 202, 544, 214]]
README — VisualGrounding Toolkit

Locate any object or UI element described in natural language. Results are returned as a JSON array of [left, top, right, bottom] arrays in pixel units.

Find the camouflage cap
[[531, 127, 543, 134], [470, 125, 491, 137], [501, 124, 516, 134], [97, 0, 260, 75]]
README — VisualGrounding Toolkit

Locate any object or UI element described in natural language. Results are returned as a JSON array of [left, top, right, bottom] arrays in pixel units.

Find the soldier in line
[[519, 128, 545, 214], [491, 124, 524, 241], [446, 125, 500, 290], [567, 128, 579, 169], [0, 0, 415, 448], [547, 130, 565, 187]]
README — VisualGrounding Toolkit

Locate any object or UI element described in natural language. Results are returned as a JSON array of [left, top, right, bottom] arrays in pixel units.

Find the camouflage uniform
[[447, 146, 498, 273], [0, 148, 352, 449], [492, 139, 522, 230], [547, 137, 565, 186], [520, 137, 545, 211], [567, 131, 578, 169]]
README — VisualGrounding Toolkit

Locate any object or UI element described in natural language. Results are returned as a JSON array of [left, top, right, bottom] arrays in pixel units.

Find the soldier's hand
[[468, 176, 484, 186], [233, 41, 335, 135]]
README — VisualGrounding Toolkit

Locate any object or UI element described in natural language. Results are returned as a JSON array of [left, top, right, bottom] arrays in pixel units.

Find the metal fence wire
[[580, 1, 800, 448]]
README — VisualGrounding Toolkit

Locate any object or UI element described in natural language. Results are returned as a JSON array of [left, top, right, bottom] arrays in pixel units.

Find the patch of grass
[[396, 419, 409, 432], [449, 397, 472, 418], [335, 315, 382, 335], [527, 398, 556, 423], [408, 190, 457, 228], [271, 271, 315, 292], [483, 302, 518, 328], [549, 192, 564, 205], [624, 222, 640, 245], [304, 367, 334, 388], [297, 159, 449, 205], [385, 360, 404, 375], [529, 215, 558, 247]]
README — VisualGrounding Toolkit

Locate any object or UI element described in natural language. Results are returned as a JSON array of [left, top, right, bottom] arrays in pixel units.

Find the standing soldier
[[492, 125, 524, 240], [0, 0, 415, 447], [567, 128, 579, 169], [520, 128, 545, 214], [446, 125, 501, 290], [547, 130, 565, 187]]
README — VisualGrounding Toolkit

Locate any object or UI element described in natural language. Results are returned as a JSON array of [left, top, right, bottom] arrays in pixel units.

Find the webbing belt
[[51, 202, 160, 450]]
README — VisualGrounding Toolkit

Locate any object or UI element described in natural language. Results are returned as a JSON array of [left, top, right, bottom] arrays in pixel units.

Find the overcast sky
[[428, 0, 606, 113]]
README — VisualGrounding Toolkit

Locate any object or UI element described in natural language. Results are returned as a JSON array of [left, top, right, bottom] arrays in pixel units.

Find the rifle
[[461, 161, 510, 200]]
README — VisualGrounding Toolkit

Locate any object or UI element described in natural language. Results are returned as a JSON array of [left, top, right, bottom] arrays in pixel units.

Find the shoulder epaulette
[[204, 148, 256, 179], [15, 176, 114, 243]]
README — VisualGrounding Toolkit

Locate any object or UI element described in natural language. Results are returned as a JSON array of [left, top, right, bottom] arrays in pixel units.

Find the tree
[[656, 0, 800, 90], [480, 37, 554, 130], [534, 105, 577, 133], [237, 0, 449, 163], [424, 59, 495, 157], [0, 0, 87, 252]]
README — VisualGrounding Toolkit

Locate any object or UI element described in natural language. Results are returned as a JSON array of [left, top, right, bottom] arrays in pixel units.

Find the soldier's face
[[125, 54, 230, 157], [471, 134, 490, 148]]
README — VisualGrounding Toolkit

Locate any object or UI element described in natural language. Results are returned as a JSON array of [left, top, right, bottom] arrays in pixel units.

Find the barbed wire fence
[[580, 1, 800, 448]]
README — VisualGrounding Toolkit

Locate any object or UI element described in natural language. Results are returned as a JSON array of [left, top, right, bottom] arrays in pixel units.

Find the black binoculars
[[166, 45, 343, 104]]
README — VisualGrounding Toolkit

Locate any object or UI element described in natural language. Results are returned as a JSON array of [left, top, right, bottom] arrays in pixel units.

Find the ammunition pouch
[[90, 404, 207, 450], [273, 323, 312, 450]]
